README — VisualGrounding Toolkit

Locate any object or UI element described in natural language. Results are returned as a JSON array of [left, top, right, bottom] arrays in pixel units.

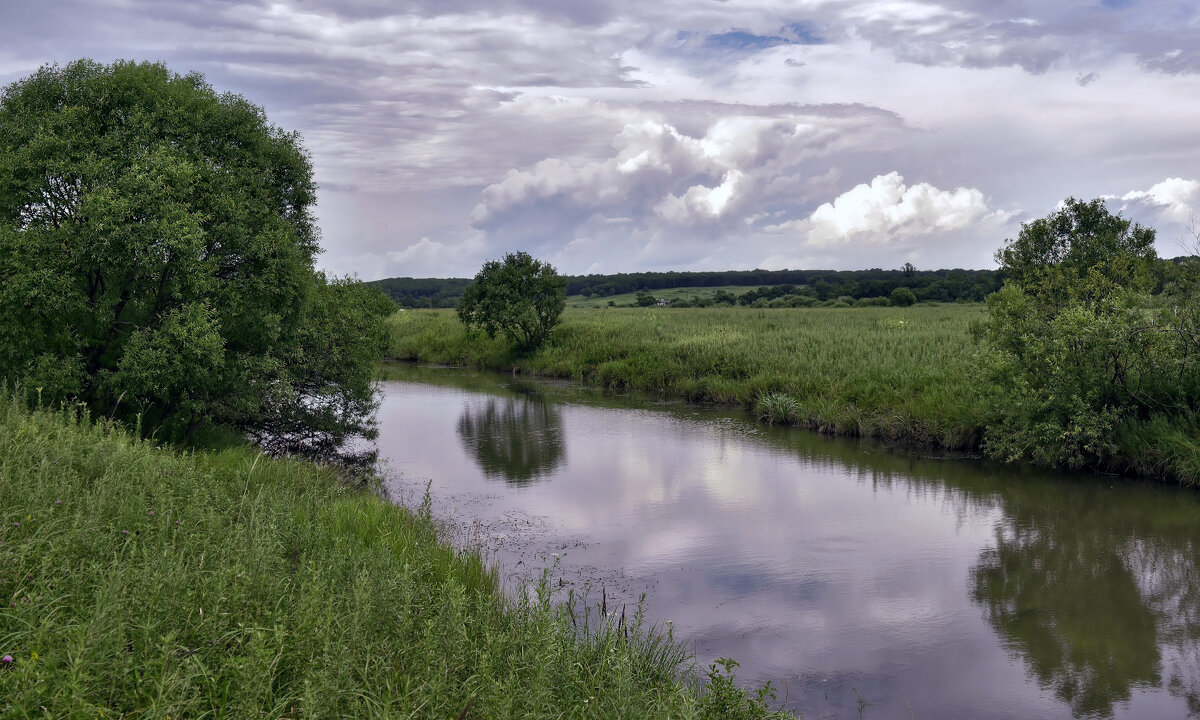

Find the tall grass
[[0, 396, 789, 718], [388, 306, 988, 449]]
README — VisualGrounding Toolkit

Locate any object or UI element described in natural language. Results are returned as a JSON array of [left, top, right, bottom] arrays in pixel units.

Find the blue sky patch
[[679, 21, 823, 54]]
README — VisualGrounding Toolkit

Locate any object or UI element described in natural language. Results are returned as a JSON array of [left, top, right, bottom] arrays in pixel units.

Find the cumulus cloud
[[1113, 178, 1200, 226], [378, 234, 488, 277], [787, 172, 1005, 245], [470, 104, 902, 243], [1120, 178, 1200, 222]]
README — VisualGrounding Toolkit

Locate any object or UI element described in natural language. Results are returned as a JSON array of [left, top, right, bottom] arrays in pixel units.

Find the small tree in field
[[889, 287, 917, 306], [457, 251, 565, 351]]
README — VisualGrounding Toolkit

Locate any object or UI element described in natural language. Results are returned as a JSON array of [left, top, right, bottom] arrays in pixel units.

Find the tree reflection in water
[[969, 485, 1200, 718], [456, 392, 566, 486]]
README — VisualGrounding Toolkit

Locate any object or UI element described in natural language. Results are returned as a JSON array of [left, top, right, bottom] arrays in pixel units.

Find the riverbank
[[387, 306, 988, 449], [385, 306, 1200, 485], [0, 397, 787, 718]]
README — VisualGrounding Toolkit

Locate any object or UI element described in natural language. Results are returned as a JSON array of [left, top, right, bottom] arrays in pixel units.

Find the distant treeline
[[371, 259, 1197, 308], [369, 277, 473, 308], [567, 268, 1003, 303], [371, 268, 1003, 306]]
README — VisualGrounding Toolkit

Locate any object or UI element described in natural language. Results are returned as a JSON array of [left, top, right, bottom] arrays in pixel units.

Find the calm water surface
[[375, 364, 1200, 720]]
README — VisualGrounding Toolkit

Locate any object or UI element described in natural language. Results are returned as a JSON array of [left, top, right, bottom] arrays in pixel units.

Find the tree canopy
[[457, 251, 565, 351], [0, 59, 392, 458], [976, 198, 1200, 478]]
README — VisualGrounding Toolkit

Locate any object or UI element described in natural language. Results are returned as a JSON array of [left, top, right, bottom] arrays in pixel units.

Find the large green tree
[[0, 59, 393, 457], [457, 251, 565, 351], [976, 198, 1200, 475]]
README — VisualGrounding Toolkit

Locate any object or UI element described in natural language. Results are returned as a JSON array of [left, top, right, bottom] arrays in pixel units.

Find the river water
[[374, 364, 1200, 720]]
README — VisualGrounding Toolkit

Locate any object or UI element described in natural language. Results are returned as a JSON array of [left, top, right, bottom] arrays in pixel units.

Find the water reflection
[[969, 490, 1200, 718], [456, 390, 565, 486], [971, 526, 1161, 717], [376, 365, 1200, 720]]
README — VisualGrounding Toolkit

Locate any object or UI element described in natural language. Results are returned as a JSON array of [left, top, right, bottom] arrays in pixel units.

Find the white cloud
[[1121, 178, 1200, 222], [797, 172, 1005, 245], [379, 235, 487, 277], [470, 106, 900, 243]]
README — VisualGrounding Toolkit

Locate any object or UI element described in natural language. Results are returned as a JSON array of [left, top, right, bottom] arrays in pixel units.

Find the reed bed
[[387, 305, 988, 449]]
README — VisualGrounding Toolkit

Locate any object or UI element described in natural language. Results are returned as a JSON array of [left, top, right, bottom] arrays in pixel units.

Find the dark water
[[374, 364, 1200, 720]]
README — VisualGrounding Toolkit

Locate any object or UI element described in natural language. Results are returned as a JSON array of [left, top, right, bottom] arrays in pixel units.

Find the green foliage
[[996, 197, 1157, 309], [0, 60, 391, 456], [636, 291, 658, 307], [698, 659, 779, 719], [977, 198, 1200, 477], [0, 396, 789, 719], [367, 276, 471, 308], [889, 287, 917, 306], [457, 251, 566, 351]]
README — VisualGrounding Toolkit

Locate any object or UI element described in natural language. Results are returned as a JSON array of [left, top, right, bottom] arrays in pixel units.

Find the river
[[374, 364, 1200, 719]]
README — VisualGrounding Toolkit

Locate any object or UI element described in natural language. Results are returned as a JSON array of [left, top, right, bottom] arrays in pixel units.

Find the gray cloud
[[1, 0, 1198, 277]]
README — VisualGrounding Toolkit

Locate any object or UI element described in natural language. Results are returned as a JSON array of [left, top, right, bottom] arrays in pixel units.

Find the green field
[[0, 396, 786, 719], [388, 305, 988, 449]]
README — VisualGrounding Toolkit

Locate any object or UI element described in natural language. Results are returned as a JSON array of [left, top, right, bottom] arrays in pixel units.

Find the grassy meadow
[[0, 396, 787, 719], [388, 305, 988, 449]]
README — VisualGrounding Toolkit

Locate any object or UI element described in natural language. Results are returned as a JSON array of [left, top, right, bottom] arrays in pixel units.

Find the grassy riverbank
[[386, 306, 1200, 484], [388, 305, 988, 449], [0, 397, 787, 718]]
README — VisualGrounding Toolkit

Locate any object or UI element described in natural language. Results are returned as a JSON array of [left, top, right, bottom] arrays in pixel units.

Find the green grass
[[387, 305, 988, 449], [0, 396, 789, 718]]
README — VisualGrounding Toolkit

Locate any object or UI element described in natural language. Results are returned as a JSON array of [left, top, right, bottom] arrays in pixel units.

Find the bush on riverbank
[[974, 198, 1200, 484], [0, 396, 788, 718]]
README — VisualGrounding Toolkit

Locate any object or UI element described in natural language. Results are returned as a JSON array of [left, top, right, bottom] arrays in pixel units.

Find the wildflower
[[148, 510, 155, 516], [122, 530, 130, 535], [1, 655, 11, 665]]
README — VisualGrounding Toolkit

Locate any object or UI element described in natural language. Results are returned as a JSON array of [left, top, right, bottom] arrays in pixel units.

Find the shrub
[[889, 287, 917, 306]]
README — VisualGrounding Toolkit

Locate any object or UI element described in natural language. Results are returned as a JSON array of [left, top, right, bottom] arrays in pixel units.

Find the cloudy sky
[[3, 1, 1200, 278]]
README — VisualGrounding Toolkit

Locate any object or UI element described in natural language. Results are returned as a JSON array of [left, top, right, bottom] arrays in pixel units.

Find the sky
[[3, 1, 1200, 279]]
